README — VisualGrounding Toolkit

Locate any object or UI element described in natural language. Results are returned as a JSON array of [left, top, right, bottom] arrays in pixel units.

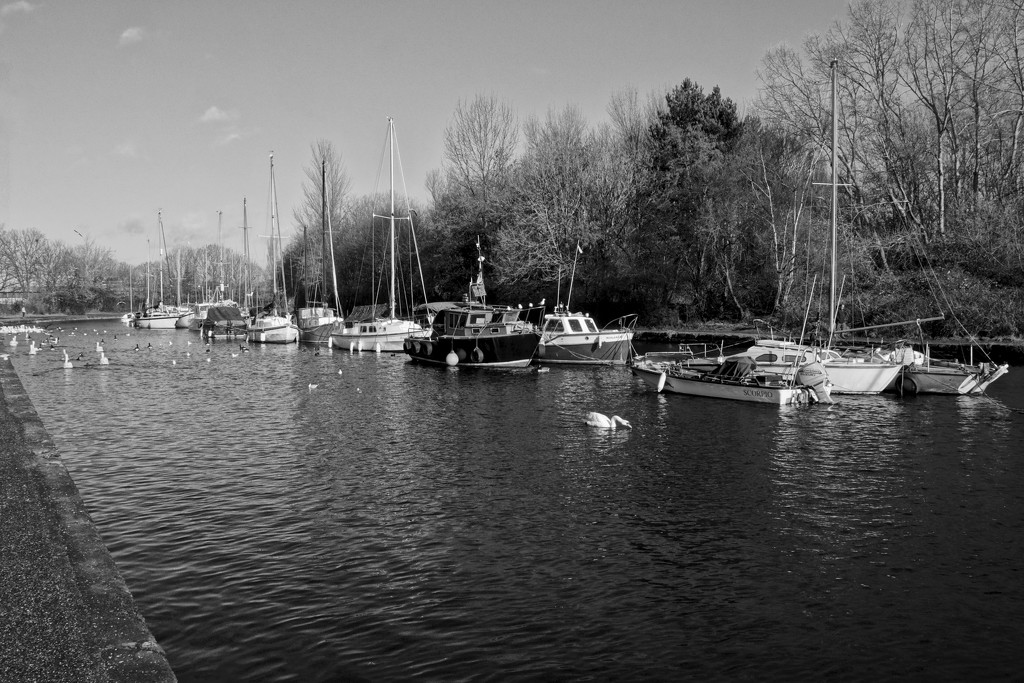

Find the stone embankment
[[0, 359, 176, 681]]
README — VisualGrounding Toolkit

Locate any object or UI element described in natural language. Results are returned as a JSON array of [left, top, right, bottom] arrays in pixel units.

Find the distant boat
[[247, 152, 298, 345], [404, 239, 544, 368], [134, 210, 187, 330], [331, 118, 428, 353], [200, 301, 248, 340], [296, 159, 343, 345]]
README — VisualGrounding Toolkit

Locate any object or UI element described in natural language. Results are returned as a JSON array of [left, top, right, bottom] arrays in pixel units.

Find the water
[[10, 321, 1024, 681]]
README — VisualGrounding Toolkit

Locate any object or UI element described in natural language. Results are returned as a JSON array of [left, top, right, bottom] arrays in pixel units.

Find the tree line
[[7, 0, 1022, 338]]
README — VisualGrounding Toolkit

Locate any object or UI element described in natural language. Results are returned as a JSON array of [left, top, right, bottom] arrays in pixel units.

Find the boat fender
[[456, 348, 467, 362], [413, 341, 422, 354], [349, 341, 355, 352], [425, 342, 433, 356], [657, 372, 667, 393], [260, 332, 266, 343], [445, 350, 459, 366], [472, 347, 484, 363], [403, 339, 412, 352]]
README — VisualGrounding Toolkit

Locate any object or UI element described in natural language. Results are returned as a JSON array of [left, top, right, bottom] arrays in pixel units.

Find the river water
[[9, 320, 1024, 681]]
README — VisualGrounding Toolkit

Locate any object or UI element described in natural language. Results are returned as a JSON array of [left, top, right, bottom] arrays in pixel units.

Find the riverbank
[[0, 359, 176, 681]]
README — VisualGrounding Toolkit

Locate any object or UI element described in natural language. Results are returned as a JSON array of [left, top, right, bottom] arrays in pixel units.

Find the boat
[[134, 304, 183, 330], [296, 159, 343, 344], [538, 308, 637, 365], [331, 118, 429, 353], [879, 336, 1009, 396], [536, 240, 637, 364], [134, 211, 189, 329], [631, 354, 832, 405], [200, 301, 248, 340], [718, 60, 901, 394], [247, 152, 298, 345], [404, 239, 545, 368]]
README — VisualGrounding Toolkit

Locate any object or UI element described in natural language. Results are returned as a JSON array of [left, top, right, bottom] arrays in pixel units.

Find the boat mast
[[217, 209, 225, 301], [320, 158, 328, 306], [242, 198, 250, 310], [829, 58, 838, 339], [388, 117, 396, 321], [145, 238, 151, 308], [326, 166, 341, 316], [270, 151, 288, 315], [157, 211, 165, 305]]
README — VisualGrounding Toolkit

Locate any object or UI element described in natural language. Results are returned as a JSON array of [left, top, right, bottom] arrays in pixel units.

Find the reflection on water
[[9, 322, 1024, 680]]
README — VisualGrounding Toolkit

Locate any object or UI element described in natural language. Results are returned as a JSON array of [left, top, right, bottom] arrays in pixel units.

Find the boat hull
[[175, 313, 194, 329], [299, 323, 339, 345], [331, 319, 427, 353], [404, 332, 541, 368], [632, 362, 817, 405], [247, 317, 298, 344], [895, 363, 1009, 395], [538, 330, 633, 365], [134, 314, 180, 330]]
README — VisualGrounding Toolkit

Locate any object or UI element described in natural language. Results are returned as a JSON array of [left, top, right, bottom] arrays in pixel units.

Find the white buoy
[[446, 351, 459, 366]]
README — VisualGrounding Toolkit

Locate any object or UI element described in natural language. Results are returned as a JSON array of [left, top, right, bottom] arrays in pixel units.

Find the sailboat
[[200, 205, 248, 340], [331, 118, 429, 352], [247, 152, 299, 344], [135, 211, 186, 330], [714, 59, 902, 394], [296, 159, 344, 344]]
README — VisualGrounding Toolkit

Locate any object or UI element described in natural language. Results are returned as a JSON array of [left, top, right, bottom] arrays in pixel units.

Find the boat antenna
[[566, 239, 582, 311]]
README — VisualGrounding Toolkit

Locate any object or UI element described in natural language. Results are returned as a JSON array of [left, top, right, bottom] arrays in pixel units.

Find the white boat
[[632, 355, 832, 405], [725, 338, 901, 395], [248, 313, 298, 344], [538, 308, 636, 365], [248, 152, 298, 345], [134, 304, 183, 330], [331, 118, 429, 353], [720, 61, 900, 395]]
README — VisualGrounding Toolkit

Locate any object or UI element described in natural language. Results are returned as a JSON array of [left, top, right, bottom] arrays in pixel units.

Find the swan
[[308, 383, 319, 391], [585, 412, 631, 429], [99, 352, 109, 365], [62, 350, 72, 369]]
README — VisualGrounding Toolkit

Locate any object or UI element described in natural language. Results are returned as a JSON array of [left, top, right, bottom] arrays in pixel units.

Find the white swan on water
[[585, 412, 631, 429]]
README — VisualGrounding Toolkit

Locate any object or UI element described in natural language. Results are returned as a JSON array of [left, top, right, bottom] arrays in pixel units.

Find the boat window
[[469, 314, 487, 326], [545, 319, 564, 332], [754, 353, 778, 363], [568, 319, 584, 332], [584, 319, 598, 333], [501, 310, 521, 323], [783, 355, 798, 363]]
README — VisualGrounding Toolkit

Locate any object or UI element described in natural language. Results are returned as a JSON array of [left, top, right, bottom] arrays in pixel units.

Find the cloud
[[0, 1, 35, 33], [0, 1, 35, 18], [118, 26, 145, 47], [114, 141, 138, 158], [117, 215, 147, 237], [199, 106, 234, 124]]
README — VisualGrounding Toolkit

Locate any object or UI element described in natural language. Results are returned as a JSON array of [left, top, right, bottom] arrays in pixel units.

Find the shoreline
[[0, 359, 176, 680]]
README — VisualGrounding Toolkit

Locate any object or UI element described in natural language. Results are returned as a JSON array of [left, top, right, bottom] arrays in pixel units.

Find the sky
[[0, 0, 852, 266]]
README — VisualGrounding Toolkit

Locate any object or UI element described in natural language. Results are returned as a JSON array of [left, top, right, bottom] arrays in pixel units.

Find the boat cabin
[[435, 305, 528, 337], [542, 314, 598, 336]]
